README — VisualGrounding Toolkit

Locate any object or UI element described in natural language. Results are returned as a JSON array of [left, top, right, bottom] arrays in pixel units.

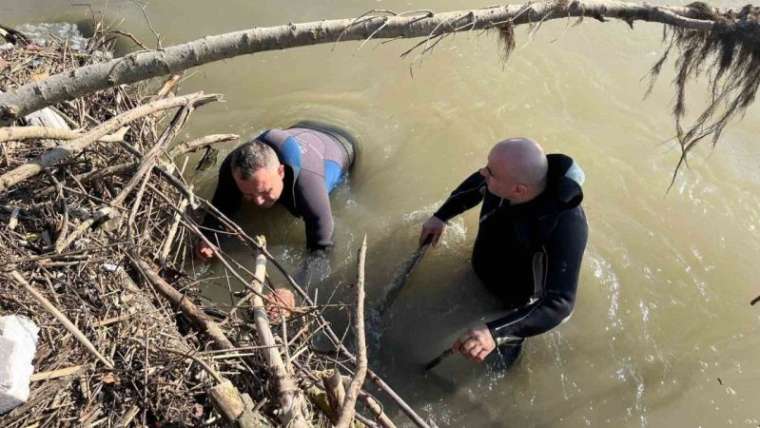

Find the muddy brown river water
[[5, 0, 760, 426]]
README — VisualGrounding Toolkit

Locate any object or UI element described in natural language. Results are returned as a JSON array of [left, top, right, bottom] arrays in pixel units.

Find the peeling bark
[[0, 0, 742, 121]]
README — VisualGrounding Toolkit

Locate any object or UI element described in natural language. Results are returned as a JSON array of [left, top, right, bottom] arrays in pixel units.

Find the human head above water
[[230, 140, 285, 208], [480, 137, 548, 203]]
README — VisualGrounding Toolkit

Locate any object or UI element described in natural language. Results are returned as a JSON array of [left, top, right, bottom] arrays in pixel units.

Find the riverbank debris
[[0, 23, 418, 427]]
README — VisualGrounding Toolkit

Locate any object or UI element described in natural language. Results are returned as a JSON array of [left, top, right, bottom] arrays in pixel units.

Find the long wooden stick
[[9, 270, 114, 369], [336, 235, 369, 428], [377, 235, 432, 315], [423, 348, 455, 372], [251, 241, 310, 428], [113, 104, 193, 208], [360, 391, 398, 428], [159, 196, 189, 265], [0, 126, 128, 143], [126, 261, 261, 427], [169, 133, 239, 156], [30, 365, 84, 382], [0, 92, 219, 193], [132, 258, 235, 350]]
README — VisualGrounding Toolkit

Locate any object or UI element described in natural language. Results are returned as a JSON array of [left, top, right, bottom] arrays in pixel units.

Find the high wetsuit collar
[[500, 153, 585, 218], [544, 153, 584, 209]]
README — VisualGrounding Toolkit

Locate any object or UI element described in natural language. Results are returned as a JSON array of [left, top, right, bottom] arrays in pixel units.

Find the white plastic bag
[[0, 315, 39, 415]]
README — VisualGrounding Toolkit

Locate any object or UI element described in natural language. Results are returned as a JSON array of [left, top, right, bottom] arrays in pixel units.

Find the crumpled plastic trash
[[0, 315, 39, 415], [101, 262, 119, 273]]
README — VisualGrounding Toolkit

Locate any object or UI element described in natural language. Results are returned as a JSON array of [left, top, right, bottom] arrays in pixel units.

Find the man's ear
[[277, 164, 285, 178], [515, 184, 528, 196]]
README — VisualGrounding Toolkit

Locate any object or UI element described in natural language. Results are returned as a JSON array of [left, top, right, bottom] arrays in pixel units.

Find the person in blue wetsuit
[[419, 137, 588, 368], [196, 121, 356, 260]]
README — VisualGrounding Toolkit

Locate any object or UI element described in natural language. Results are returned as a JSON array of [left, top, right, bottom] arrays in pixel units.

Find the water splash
[[590, 253, 623, 329], [16, 22, 90, 51], [402, 201, 468, 248]]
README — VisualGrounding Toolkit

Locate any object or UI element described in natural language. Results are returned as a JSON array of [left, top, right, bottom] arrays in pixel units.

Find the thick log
[[0, 1, 736, 121]]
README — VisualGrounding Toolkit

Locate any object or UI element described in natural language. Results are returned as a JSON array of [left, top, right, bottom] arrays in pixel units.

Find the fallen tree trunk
[[0, 1, 750, 122]]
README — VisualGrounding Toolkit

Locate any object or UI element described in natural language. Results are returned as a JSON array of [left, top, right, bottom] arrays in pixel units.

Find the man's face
[[233, 165, 285, 208], [479, 151, 522, 200]]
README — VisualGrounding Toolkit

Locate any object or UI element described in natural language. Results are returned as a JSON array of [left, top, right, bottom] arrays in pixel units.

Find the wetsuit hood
[[520, 153, 584, 240], [545, 153, 584, 210]]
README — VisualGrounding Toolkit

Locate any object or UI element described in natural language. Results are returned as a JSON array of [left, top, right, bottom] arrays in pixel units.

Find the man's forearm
[[486, 293, 574, 340], [433, 171, 485, 221]]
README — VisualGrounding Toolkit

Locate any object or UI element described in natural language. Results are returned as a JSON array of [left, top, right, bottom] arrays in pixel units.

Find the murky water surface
[[5, 0, 760, 426]]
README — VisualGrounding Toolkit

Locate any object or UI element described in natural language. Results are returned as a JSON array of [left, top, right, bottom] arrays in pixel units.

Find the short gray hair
[[230, 140, 279, 179]]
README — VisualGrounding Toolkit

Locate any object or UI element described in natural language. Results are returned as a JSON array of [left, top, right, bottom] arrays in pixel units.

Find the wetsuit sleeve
[[201, 153, 241, 240], [433, 172, 486, 222], [486, 208, 588, 341], [296, 171, 334, 251]]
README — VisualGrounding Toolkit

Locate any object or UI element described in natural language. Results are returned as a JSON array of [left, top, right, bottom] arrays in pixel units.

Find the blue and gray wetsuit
[[433, 154, 588, 347], [203, 122, 356, 251]]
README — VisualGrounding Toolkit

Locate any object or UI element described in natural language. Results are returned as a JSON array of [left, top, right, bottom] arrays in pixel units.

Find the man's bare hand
[[453, 324, 496, 362], [195, 240, 216, 261], [263, 289, 296, 322], [420, 215, 446, 247]]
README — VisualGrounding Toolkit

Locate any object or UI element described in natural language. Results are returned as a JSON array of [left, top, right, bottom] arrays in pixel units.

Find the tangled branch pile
[[0, 25, 417, 428]]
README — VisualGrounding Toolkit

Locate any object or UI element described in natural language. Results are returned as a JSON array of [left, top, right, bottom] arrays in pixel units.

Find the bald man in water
[[420, 138, 588, 368]]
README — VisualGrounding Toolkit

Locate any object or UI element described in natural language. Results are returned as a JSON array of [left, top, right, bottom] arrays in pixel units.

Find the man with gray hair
[[420, 138, 588, 368], [197, 121, 357, 260]]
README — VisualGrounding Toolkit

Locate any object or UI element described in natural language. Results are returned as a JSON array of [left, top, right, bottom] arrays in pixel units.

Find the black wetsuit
[[434, 154, 588, 345], [202, 123, 355, 251]]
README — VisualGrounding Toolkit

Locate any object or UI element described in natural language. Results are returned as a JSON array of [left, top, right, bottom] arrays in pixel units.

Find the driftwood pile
[[0, 25, 422, 428]]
